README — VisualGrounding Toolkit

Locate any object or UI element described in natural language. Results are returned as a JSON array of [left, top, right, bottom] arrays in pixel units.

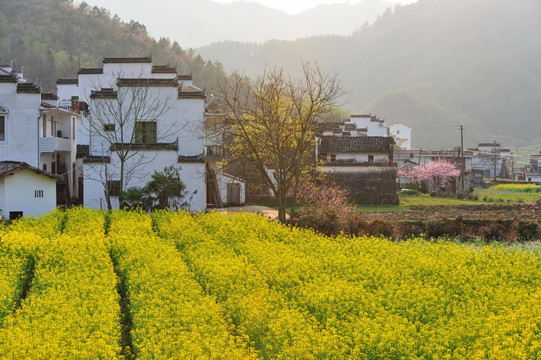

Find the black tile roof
[[16, 82, 41, 94], [83, 156, 111, 164], [0, 74, 17, 83], [117, 78, 178, 87], [41, 93, 58, 100], [178, 154, 205, 163], [56, 78, 78, 85], [152, 65, 177, 74], [90, 88, 118, 99], [319, 136, 395, 153], [78, 68, 104, 75], [178, 74, 193, 81], [0, 161, 63, 180], [178, 86, 205, 99], [102, 56, 152, 64]]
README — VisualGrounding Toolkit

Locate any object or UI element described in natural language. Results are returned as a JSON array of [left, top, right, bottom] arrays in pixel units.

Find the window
[[35, 190, 44, 198], [330, 154, 336, 162], [9, 212, 23, 221], [50, 116, 56, 137], [43, 164, 47, 172], [107, 180, 121, 197], [134, 121, 157, 144], [0, 115, 5, 141], [368, 155, 374, 163], [103, 124, 115, 132], [43, 115, 47, 137]]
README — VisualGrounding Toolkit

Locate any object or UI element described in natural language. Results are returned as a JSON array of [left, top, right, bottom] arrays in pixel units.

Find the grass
[[250, 186, 540, 214], [472, 188, 539, 203]]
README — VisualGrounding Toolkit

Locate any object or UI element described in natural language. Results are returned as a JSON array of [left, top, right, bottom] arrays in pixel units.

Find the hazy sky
[[79, 0, 418, 16], [212, 0, 418, 14]]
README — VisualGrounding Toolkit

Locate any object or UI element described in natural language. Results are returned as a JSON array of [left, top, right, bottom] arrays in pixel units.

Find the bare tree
[[87, 79, 177, 206], [219, 62, 341, 222]]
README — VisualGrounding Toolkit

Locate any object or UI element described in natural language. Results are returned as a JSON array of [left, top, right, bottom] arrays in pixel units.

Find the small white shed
[[0, 161, 62, 220]]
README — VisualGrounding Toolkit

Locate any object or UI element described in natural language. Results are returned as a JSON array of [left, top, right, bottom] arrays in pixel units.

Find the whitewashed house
[[56, 57, 207, 211], [0, 65, 79, 212], [524, 152, 541, 183], [0, 161, 62, 220]]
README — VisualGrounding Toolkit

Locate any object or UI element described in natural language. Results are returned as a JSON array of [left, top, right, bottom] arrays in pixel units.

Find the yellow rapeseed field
[[0, 208, 540, 359]]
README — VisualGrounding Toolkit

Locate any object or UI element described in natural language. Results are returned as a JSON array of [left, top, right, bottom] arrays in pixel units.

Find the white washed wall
[[1, 169, 57, 217]]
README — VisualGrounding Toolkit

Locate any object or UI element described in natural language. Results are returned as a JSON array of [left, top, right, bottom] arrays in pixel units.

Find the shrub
[[514, 221, 540, 241], [295, 176, 356, 236], [425, 217, 464, 238]]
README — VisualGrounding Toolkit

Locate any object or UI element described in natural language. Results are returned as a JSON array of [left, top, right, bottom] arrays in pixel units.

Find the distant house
[[469, 143, 512, 180], [524, 152, 541, 183], [320, 114, 412, 149], [0, 161, 62, 220], [317, 136, 398, 205]]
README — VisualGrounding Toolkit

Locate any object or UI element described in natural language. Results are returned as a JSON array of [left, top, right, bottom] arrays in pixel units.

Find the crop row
[[0, 208, 121, 359], [153, 211, 344, 359], [108, 210, 255, 359], [195, 212, 541, 360]]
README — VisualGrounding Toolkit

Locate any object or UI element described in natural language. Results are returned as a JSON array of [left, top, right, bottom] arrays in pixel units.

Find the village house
[[55, 56, 244, 211], [320, 114, 412, 150], [0, 63, 79, 216], [523, 152, 541, 183], [0, 161, 62, 220], [316, 135, 398, 205]]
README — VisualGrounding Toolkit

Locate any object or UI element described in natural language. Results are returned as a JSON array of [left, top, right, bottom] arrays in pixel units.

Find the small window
[[103, 124, 115, 132], [43, 115, 47, 137], [330, 154, 336, 162], [107, 180, 121, 197], [35, 190, 44, 198], [0, 115, 5, 141], [9, 211, 23, 221], [43, 164, 47, 172], [134, 121, 157, 144], [368, 155, 374, 163], [396, 130, 400, 135]]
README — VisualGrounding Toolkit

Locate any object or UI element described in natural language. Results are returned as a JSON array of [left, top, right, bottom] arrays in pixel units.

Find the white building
[[0, 161, 62, 220], [56, 57, 207, 211], [389, 124, 412, 150], [524, 152, 541, 183], [320, 115, 412, 150], [0, 66, 79, 209]]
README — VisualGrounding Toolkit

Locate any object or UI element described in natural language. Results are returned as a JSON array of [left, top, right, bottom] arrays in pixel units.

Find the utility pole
[[459, 125, 465, 192], [493, 140, 498, 181]]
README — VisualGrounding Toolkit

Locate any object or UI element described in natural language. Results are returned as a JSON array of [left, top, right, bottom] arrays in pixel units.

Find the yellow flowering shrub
[[1, 209, 540, 359], [0, 209, 121, 359], [109, 210, 256, 359], [153, 211, 344, 359]]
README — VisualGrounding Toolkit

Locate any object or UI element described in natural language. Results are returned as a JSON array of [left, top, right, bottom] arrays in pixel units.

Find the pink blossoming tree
[[398, 159, 461, 194]]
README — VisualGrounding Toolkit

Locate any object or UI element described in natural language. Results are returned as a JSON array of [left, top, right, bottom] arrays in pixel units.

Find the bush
[[400, 189, 421, 196], [514, 221, 540, 241], [295, 176, 356, 236], [425, 217, 464, 238]]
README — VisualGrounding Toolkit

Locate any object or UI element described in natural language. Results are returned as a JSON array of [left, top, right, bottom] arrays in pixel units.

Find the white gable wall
[[0, 169, 57, 218], [0, 82, 41, 167]]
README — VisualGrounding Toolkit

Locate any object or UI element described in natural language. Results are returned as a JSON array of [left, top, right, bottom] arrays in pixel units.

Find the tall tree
[[220, 62, 341, 222]]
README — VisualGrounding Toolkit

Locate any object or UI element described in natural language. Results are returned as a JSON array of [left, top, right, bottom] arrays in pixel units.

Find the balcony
[[40, 136, 73, 153]]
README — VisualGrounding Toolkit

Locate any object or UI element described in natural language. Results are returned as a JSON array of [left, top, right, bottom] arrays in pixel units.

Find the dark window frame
[[134, 121, 157, 144], [107, 180, 121, 197]]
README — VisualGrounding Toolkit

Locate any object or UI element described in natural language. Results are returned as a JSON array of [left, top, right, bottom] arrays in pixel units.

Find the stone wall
[[328, 166, 398, 205]]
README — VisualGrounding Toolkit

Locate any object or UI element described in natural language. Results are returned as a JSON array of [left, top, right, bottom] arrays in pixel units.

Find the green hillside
[[198, 0, 541, 149], [0, 0, 226, 91]]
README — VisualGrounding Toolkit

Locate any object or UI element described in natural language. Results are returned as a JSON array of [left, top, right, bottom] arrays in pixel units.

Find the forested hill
[[198, 0, 541, 148], [0, 0, 226, 92]]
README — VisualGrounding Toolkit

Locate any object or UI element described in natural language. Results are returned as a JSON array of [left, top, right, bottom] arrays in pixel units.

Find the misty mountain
[[88, 0, 393, 48], [0, 0, 226, 91], [198, 0, 541, 148]]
